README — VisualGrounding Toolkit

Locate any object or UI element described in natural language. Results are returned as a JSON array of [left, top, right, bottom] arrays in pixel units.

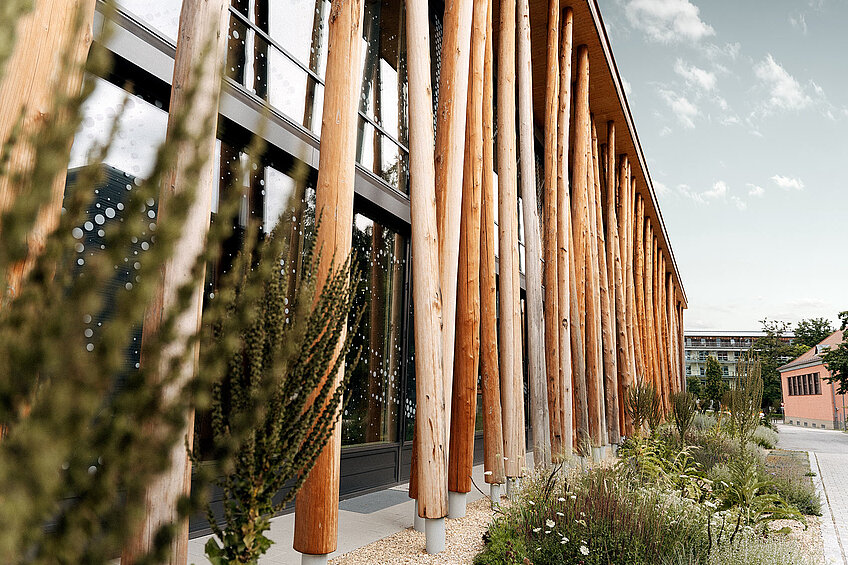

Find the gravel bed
[[329, 497, 499, 565], [769, 515, 824, 562]]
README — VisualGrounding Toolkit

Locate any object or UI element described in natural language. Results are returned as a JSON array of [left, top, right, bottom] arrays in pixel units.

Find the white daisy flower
[[545, 519, 556, 528], [580, 545, 589, 555], [533, 527, 541, 533]]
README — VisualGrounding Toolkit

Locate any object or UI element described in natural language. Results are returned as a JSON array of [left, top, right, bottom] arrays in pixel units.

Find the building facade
[[780, 331, 846, 430], [3, 0, 688, 559], [684, 330, 795, 386]]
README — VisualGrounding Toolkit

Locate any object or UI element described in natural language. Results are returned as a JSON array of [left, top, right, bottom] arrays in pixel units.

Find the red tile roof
[[778, 330, 844, 372]]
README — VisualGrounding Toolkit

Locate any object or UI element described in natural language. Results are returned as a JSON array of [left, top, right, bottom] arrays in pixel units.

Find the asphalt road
[[776, 422, 848, 454], [777, 422, 848, 564]]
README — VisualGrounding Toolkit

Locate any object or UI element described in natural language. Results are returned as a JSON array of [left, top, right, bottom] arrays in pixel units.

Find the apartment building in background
[[684, 330, 795, 385]]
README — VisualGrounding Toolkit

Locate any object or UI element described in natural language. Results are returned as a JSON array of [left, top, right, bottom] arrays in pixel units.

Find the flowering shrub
[[474, 466, 709, 565]]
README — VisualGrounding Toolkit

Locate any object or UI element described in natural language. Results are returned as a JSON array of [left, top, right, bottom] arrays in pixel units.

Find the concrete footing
[[448, 491, 467, 518], [413, 499, 425, 532], [301, 553, 328, 565], [424, 517, 446, 554]]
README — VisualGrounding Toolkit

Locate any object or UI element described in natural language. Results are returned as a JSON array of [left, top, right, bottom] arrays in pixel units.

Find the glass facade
[[66, 1, 533, 526], [344, 215, 406, 445]]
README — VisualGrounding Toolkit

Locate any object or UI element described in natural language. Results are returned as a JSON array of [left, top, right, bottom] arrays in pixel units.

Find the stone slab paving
[[778, 423, 848, 565], [187, 461, 494, 565]]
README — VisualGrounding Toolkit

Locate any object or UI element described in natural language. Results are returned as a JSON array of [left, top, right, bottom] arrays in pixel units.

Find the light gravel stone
[[329, 497, 499, 565]]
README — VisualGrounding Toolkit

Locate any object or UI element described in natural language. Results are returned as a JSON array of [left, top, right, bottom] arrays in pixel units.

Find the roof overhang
[[525, 0, 687, 307]]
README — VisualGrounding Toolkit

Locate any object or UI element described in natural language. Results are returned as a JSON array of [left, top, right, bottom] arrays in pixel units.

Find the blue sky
[[597, 0, 847, 331]]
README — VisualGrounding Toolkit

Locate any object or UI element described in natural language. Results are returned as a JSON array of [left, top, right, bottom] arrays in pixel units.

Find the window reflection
[[343, 215, 406, 446], [116, 0, 182, 40], [355, 0, 409, 194], [227, 1, 328, 135], [65, 74, 168, 376]]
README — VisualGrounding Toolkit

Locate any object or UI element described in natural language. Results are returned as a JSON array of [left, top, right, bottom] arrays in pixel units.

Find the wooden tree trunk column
[[0, 0, 97, 302], [517, 0, 549, 469], [542, 0, 561, 462], [634, 194, 647, 388], [121, 1, 230, 563], [570, 43, 591, 452], [585, 118, 605, 448], [293, 0, 365, 558], [557, 8, 575, 456], [405, 0, 448, 550], [497, 0, 525, 482], [435, 0, 474, 445], [611, 150, 633, 436], [479, 0, 506, 492], [448, 0, 487, 511]]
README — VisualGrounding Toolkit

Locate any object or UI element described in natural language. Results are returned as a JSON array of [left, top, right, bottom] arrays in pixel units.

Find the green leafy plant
[[671, 391, 698, 443], [626, 381, 662, 435], [727, 355, 764, 454], [0, 13, 242, 562], [712, 455, 805, 531], [475, 466, 710, 565], [198, 214, 363, 564]]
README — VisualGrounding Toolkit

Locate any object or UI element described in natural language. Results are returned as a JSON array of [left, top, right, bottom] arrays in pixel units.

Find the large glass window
[[66, 75, 169, 373], [116, 0, 182, 40], [343, 214, 406, 445], [225, 0, 410, 194]]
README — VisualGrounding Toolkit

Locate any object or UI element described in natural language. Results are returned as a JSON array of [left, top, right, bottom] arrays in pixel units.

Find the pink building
[[779, 331, 847, 430]]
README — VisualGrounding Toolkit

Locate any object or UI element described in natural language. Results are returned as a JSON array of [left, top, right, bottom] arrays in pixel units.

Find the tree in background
[[703, 356, 726, 413], [795, 317, 834, 349], [838, 311, 848, 331], [823, 334, 848, 395], [753, 319, 808, 414], [686, 375, 704, 411]]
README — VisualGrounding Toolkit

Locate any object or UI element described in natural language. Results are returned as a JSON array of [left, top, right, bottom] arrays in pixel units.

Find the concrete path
[[187, 462, 494, 565], [777, 423, 848, 565]]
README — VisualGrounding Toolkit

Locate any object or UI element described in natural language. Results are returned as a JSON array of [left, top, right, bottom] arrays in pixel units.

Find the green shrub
[[764, 450, 821, 516], [672, 391, 698, 442], [752, 426, 779, 449], [692, 412, 717, 432], [475, 466, 710, 565], [669, 531, 817, 565]]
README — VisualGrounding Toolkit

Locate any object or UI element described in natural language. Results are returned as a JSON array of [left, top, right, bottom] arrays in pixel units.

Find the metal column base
[[301, 553, 329, 565], [413, 499, 425, 532], [448, 491, 467, 518], [424, 517, 446, 554]]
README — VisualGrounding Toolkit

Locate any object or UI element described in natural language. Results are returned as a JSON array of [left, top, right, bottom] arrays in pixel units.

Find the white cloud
[[703, 180, 728, 199], [719, 114, 739, 126], [703, 41, 741, 61], [753, 55, 813, 112], [730, 196, 747, 210], [771, 174, 805, 190], [673, 59, 717, 91], [677, 184, 705, 204], [659, 125, 673, 136], [659, 89, 698, 128], [747, 183, 765, 197], [655, 181, 670, 194], [624, 0, 715, 43], [789, 13, 808, 34]]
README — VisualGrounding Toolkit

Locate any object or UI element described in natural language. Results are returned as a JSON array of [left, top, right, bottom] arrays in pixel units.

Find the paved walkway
[[777, 423, 848, 565], [187, 462, 493, 564]]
